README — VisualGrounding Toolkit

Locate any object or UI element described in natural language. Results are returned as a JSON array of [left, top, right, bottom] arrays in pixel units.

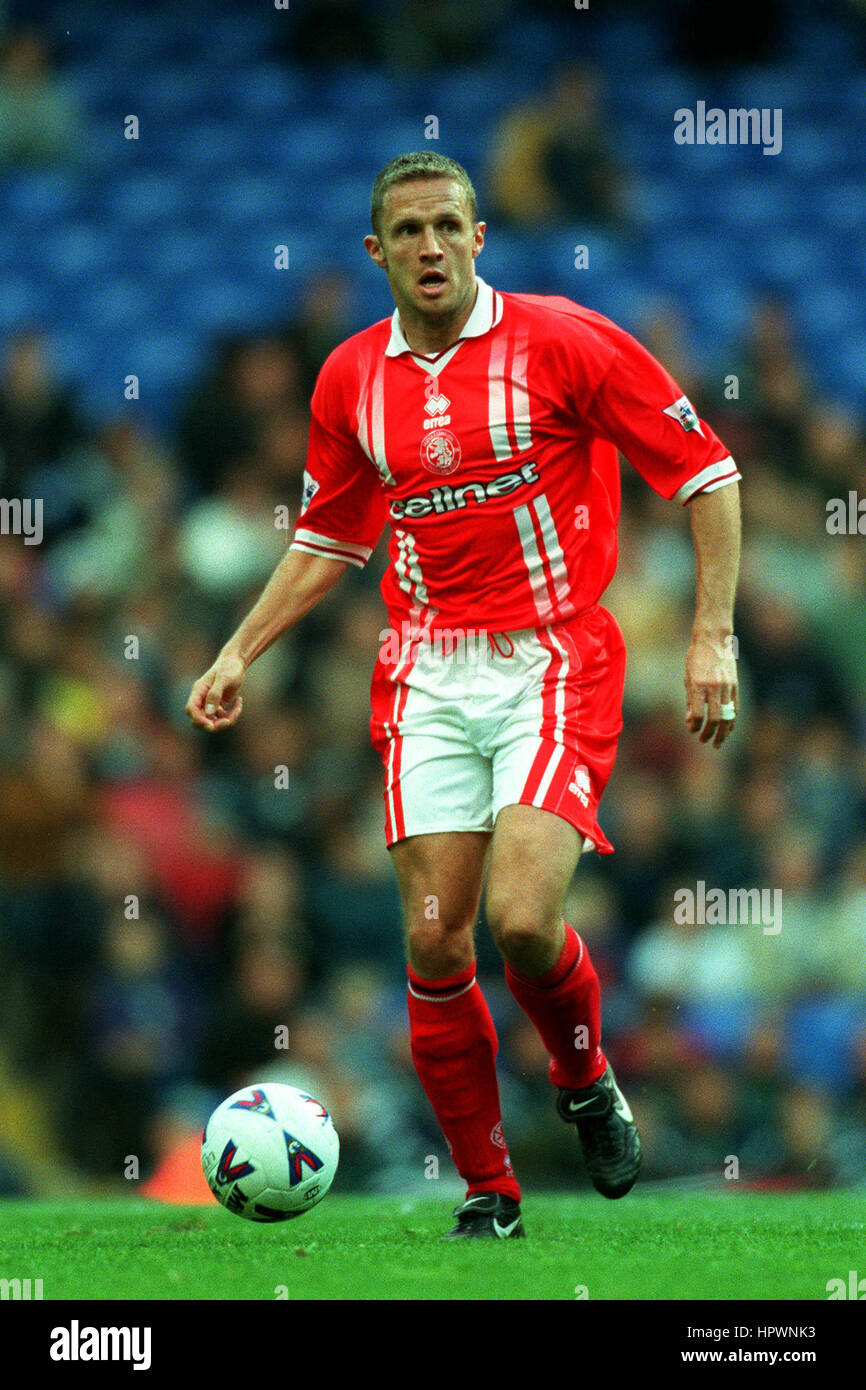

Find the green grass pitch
[[0, 1192, 862, 1300]]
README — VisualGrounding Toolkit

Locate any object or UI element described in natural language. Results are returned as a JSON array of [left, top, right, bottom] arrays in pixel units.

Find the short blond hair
[[370, 152, 478, 237]]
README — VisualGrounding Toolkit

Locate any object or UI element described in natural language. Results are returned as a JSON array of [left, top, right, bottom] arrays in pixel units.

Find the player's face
[[364, 179, 485, 326]]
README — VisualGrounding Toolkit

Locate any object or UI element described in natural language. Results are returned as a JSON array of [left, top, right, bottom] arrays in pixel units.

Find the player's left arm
[[577, 321, 742, 749], [684, 481, 740, 748]]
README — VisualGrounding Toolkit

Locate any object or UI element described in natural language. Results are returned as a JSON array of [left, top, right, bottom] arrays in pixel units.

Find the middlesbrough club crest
[[420, 428, 462, 475]]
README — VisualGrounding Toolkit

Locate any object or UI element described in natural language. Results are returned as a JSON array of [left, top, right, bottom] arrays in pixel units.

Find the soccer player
[[186, 153, 740, 1239]]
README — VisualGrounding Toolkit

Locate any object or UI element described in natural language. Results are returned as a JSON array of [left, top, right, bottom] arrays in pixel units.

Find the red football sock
[[505, 924, 607, 1090], [408, 961, 521, 1203]]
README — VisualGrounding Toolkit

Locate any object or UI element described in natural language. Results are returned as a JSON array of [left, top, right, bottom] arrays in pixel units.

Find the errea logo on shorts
[[568, 765, 591, 806], [390, 461, 539, 520]]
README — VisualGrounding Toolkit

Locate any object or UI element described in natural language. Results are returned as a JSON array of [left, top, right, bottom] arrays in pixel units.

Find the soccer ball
[[201, 1082, 339, 1222]]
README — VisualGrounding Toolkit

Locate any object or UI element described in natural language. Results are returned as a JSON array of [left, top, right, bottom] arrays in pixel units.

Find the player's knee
[[486, 899, 556, 965], [406, 915, 474, 979]]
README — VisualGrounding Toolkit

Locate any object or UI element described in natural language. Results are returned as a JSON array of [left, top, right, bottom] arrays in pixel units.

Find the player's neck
[[397, 281, 478, 358]]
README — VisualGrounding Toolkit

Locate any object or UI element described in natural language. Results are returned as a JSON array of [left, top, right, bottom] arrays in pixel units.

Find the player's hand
[[684, 631, 737, 748], [186, 652, 247, 731]]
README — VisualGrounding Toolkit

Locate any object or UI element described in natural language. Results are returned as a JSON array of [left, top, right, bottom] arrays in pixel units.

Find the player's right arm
[[186, 339, 388, 733], [185, 549, 348, 732]]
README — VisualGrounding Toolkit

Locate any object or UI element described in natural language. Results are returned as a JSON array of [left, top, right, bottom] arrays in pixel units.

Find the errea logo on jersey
[[390, 461, 539, 520], [663, 394, 704, 437], [423, 389, 451, 430]]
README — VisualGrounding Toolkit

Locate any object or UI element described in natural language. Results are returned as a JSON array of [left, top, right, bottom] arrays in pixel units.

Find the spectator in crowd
[[377, 0, 511, 71], [177, 336, 306, 496], [488, 65, 630, 230], [275, 0, 382, 67], [0, 328, 83, 498], [0, 27, 87, 167]]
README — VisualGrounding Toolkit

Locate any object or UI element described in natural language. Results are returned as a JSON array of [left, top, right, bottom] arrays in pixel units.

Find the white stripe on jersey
[[513, 496, 569, 623], [394, 527, 429, 607], [531, 495, 570, 609], [510, 330, 533, 452], [488, 323, 533, 460], [514, 503, 554, 621], [488, 333, 511, 461], [357, 359, 395, 484]]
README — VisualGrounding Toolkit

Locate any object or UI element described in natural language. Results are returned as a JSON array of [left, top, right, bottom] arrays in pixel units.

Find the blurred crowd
[[0, 1, 864, 1201]]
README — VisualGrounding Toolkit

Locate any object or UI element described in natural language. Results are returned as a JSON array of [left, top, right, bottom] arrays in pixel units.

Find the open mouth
[[418, 270, 448, 292]]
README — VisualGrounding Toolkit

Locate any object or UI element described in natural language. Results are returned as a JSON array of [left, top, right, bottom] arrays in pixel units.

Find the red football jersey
[[291, 277, 739, 633]]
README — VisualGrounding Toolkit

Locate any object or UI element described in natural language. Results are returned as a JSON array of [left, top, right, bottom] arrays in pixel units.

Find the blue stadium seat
[[193, 10, 277, 67], [43, 222, 125, 281], [0, 276, 43, 335], [489, 16, 577, 69], [538, 228, 628, 284], [646, 232, 737, 290], [632, 177, 687, 231], [827, 334, 866, 406], [813, 181, 866, 234], [218, 63, 308, 119], [130, 326, 206, 387], [428, 69, 517, 128], [787, 15, 860, 75], [200, 172, 288, 228], [87, 277, 153, 329], [2, 173, 82, 225], [714, 176, 799, 230], [614, 72, 701, 122], [264, 121, 349, 175], [601, 15, 665, 73], [103, 171, 194, 226], [779, 126, 849, 177], [750, 231, 821, 285], [795, 285, 861, 342], [168, 122, 257, 171], [139, 228, 212, 280], [311, 66, 421, 120], [361, 124, 444, 172], [722, 69, 812, 119], [688, 280, 752, 344], [141, 65, 228, 121], [49, 327, 100, 386], [174, 273, 285, 335], [312, 175, 377, 231]]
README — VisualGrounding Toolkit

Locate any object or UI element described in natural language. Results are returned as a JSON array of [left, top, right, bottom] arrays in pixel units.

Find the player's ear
[[472, 221, 486, 258], [364, 234, 387, 269]]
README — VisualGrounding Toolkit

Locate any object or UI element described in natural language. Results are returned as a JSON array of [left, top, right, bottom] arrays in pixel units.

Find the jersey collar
[[384, 276, 501, 359]]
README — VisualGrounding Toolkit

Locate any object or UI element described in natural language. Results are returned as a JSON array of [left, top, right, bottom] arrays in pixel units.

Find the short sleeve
[[291, 356, 388, 568], [583, 326, 741, 504]]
